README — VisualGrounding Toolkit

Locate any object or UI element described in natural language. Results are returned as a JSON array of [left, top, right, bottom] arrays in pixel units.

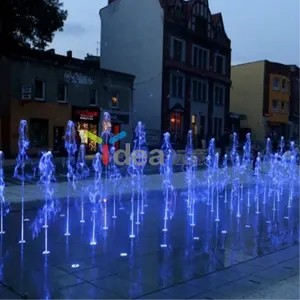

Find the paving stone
[[91, 275, 157, 298], [188, 273, 229, 291], [54, 282, 122, 299], [73, 266, 115, 281], [189, 290, 230, 299], [162, 282, 204, 299], [138, 290, 174, 299]]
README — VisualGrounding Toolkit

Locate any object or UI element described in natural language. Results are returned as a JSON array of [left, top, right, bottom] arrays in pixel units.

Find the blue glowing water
[[127, 121, 148, 238], [76, 144, 89, 223], [14, 120, 30, 244], [64, 120, 77, 236], [0, 151, 9, 234], [31, 151, 59, 254], [160, 132, 176, 234]]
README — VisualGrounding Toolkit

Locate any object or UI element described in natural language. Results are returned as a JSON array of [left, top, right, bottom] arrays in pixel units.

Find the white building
[[100, 0, 231, 148]]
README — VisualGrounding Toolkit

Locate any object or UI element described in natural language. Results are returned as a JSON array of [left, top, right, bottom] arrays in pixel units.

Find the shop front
[[72, 106, 100, 154]]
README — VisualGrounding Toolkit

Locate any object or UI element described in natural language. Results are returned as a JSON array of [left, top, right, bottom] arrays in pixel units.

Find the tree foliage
[[0, 0, 68, 49]]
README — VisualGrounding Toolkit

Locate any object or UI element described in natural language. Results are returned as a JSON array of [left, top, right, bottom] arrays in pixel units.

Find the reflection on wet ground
[[0, 186, 299, 299]]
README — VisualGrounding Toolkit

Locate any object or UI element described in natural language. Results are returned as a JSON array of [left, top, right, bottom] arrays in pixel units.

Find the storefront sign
[[110, 114, 129, 124], [73, 109, 99, 123], [64, 71, 94, 85]]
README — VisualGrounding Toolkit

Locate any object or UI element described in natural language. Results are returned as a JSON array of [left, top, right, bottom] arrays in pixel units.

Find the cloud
[[62, 22, 87, 36]]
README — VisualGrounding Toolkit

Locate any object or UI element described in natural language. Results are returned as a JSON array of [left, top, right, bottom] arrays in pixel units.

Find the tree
[[0, 0, 68, 49]]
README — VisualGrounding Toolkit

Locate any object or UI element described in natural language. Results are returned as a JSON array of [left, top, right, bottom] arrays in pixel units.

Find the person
[[253, 147, 258, 173], [75, 129, 81, 164]]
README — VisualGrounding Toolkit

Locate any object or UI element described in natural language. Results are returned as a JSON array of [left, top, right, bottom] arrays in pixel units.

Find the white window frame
[[170, 36, 186, 63], [34, 79, 45, 101], [214, 84, 225, 106], [192, 45, 209, 70], [272, 77, 279, 90], [170, 73, 185, 99], [192, 79, 208, 102], [90, 88, 98, 106], [214, 53, 226, 74], [57, 83, 67, 103]]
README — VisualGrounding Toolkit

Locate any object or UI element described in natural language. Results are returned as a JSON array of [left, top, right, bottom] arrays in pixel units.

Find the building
[[0, 46, 134, 157], [231, 60, 296, 144], [100, 0, 231, 148], [289, 65, 299, 140]]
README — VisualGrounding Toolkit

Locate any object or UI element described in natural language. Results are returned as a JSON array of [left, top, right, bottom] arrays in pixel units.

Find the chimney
[[67, 50, 72, 58]]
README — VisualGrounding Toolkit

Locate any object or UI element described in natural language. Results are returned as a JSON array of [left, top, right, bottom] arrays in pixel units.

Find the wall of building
[[99, 71, 134, 146], [268, 74, 290, 124], [10, 100, 71, 156], [100, 0, 164, 137], [230, 61, 265, 142], [10, 58, 100, 107]]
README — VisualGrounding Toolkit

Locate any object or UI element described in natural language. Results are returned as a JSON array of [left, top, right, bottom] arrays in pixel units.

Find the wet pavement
[[0, 184, 299, 299]]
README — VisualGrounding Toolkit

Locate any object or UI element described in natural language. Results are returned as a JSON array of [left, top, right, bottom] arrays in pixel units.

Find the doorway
[[112, 123, 121, 149], [53, 126, 65, 155]]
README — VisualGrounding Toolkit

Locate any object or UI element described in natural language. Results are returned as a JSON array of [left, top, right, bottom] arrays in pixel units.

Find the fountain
[[160, 132, 176, 233], [0, 152, 8, 234], [184, 130, 199, 226], [14, 120, 30, 244], [128, 121, 147, 237], [38, 151, 55, 254], [64, 120, 77, 236], [76, 144, 89, 223], [100, 112, 113, 230], [90, 152, 102, 245], [108, 146, 121, 219], [206, 138, 216, 207]]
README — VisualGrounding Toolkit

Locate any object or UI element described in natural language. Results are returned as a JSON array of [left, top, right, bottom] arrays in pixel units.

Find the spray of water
[[90, 153, 102, 245], [64, 120, 78, 236], [14, 120, 30, 244], [0, 152, 9, 234], [160, 132, 176, 233], [206, 138, 215, 207], [185, 130, 198, 225], [76, 144, 89, 223], [108, 146, 121, 219], [128, 121, 147, 237], [30, 151, 60, 253]]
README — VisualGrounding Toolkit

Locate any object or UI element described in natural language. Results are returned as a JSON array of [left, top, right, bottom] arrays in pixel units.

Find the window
[[192, 45, 209, 70], [34, 79, 45, 100], [272, 99, 278, 111], [214, 54, 226, 74], [90, 89, 97, 106], [273, 78, 279, 90], [171, 37, 185, 62], [282, 79, 286, 90], [214, 85, 225, 105], [57, 83, 67, 102], [192, 79, 208, 102], [171, 74, 184, 98], [281, 101, 285, 112], [29, 118, 48, 147], [111, 93, 118, 108], [200, 115, 205, 137]]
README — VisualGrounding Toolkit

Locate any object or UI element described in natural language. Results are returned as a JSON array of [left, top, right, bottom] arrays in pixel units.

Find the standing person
[[74, 128, 81, 164], [253, 147, 258, 173]]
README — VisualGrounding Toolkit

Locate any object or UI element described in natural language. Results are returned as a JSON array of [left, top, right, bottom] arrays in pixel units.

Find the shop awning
[[230, 112, 247, 120]]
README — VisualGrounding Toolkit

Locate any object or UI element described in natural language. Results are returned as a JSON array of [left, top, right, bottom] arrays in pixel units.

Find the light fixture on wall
[[112, 95, 118, 107]]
